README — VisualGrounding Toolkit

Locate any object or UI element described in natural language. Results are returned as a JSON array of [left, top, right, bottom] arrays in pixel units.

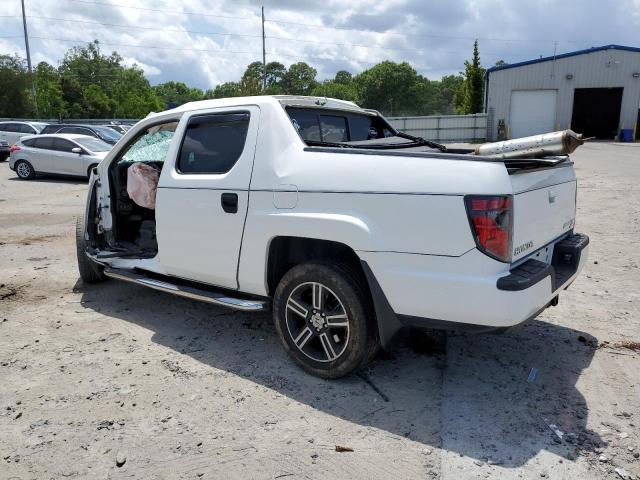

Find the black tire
[[0, 153, 8, 162], [273, 262, 379, 379], [87, 163, 98, 179], [75, 214, 107, 283], [15, 160, 36, 179]]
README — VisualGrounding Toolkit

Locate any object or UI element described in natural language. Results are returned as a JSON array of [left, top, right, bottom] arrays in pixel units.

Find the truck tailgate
[[510, 165, 577, 262]]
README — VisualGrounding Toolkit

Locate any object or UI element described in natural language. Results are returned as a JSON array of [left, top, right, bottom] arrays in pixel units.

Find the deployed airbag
[[127, 162, 159, 209]]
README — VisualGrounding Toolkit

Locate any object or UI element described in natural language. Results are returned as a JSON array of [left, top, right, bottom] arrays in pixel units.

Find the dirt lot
[[1, 142, 639, 480]]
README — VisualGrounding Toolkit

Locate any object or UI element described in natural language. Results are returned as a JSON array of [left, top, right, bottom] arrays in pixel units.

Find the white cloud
[[1, 0, 638, 88], [121, 57, 162, 76]]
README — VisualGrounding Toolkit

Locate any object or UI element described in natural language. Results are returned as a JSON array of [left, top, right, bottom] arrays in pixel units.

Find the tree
[[154, 81, 203, 108], [57, 40, 161, 117], [0, 42, 478, 119], [0, 55, 33, 117], [457, 40, 485, 114], [34, 62, 65, 118], [334, 70, 353, 85], [83, 84, 114, 117], [208, 82, 241, 99], [439, 74, 465, 115], [355, 61, 424, 116], [281, 62, 317, 95], [264, 62, 286, 94], [112, 67, 162, 117], [310, 81, 360, 103]]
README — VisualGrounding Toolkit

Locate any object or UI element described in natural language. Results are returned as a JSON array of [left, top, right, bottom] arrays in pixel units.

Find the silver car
[[0, 121, 48, 145], [9, 134, 111, 180]]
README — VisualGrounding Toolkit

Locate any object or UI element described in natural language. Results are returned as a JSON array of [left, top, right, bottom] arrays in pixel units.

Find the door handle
[[221, 192, 238, 213]]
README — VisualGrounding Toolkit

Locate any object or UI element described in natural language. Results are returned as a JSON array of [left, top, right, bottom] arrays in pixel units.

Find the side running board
[[103, 268, 269, 312]]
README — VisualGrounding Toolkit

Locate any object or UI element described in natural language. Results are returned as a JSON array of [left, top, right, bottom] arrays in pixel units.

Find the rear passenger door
[[30, 137, 56, 172], [156, 106, 260, 289]]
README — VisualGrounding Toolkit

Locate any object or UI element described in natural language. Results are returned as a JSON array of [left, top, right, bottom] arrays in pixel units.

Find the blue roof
[[486, 44, 640, 74]]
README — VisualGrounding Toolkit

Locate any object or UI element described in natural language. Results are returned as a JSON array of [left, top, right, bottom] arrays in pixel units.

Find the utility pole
[[261, 6, 266, 91], [20, 0, 37, 116]]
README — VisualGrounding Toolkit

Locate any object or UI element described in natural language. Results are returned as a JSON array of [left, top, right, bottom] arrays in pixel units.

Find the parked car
[[9, 134, 111, 180], [40, 124, 123, 145], [0, 139, 10, 161], [103, 123, 131, 135], [0, 121, 49, 145], [77, 95, 589, 379]]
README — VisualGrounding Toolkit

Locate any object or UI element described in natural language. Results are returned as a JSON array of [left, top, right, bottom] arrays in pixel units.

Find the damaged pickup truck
[[77, 95, 589, 378]]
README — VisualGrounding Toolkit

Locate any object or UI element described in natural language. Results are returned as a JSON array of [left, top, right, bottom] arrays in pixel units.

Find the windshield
[[286, 107, 395, 143], [75, 137, 112, 152], [94, 126, 123, 142], [30, 122, 48, 133]]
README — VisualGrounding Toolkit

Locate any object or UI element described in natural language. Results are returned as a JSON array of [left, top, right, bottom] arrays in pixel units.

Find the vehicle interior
[[102, 121, 178, 259]]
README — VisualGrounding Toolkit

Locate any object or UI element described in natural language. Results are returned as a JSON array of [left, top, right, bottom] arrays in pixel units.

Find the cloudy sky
[[1, 0, 639, 89]]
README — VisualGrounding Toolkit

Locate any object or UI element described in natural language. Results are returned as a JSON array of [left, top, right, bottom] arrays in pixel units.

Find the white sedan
[[9, 134, 112, 180]]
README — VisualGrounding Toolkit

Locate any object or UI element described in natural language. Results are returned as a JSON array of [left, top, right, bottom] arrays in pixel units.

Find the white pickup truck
[[77, 95, 589, 378]]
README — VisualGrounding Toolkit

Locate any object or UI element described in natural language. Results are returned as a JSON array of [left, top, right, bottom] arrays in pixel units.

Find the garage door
[[509, 90, 557, 139]]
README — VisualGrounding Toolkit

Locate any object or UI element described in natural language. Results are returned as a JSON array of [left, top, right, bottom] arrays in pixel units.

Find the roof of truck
[[148, 95, 370, 119]]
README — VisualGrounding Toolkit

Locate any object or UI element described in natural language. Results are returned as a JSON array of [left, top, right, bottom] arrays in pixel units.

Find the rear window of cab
[[286, 107, 395, 143]]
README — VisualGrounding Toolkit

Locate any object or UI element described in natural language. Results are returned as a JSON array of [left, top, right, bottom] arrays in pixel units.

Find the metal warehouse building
[[485, 44, 640, 141]]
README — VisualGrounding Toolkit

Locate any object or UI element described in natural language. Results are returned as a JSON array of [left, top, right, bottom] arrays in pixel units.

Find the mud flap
[[360, 260, 404, 350]]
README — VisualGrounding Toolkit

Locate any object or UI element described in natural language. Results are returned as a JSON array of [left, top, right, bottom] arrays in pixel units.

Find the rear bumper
[[497, 233, 589, 291], [359, 232, 590, 347]]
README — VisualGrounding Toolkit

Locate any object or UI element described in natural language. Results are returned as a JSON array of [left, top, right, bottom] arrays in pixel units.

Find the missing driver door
[[155, 105, 260, 289]]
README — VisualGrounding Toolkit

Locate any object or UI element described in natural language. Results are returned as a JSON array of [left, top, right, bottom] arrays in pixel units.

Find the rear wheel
[[15, 160, 35, 179], [75, 215, 107, 283], [273, 262, 378, 378]]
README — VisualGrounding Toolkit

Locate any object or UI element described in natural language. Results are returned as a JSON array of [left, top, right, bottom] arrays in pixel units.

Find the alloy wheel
[[285, 282, 350, 362], [17, 162, 32, 178]]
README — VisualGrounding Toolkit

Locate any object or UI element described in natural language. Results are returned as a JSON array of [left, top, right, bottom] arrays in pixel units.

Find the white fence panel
[[387, 114, 487, 143]]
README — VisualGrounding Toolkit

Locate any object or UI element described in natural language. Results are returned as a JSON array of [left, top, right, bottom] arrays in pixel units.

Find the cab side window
[[19, 124, 36, 134], [177, 113, 250, 174]]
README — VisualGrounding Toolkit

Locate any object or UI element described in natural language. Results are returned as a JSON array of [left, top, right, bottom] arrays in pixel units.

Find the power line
[[15, 12, 508, 59], [64, 0, 257, 21], [30, 36, 261, 55], [17, 13, 473, 57], [25, 34, 372, 66], [265, 18, 556, 46], [23, 14, 262, 39]]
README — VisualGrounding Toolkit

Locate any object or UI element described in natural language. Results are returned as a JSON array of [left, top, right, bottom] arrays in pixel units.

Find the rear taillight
[[465, 195, 512, 262], [9, 144, 20, 153]]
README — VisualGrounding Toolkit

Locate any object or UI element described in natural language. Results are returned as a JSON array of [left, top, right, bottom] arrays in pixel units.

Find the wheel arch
[[265, 236, 365, 296], [264, 236, 403, 350]]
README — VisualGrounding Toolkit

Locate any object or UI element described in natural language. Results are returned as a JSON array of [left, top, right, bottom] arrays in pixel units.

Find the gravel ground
[[0, 142, 639, 480]]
